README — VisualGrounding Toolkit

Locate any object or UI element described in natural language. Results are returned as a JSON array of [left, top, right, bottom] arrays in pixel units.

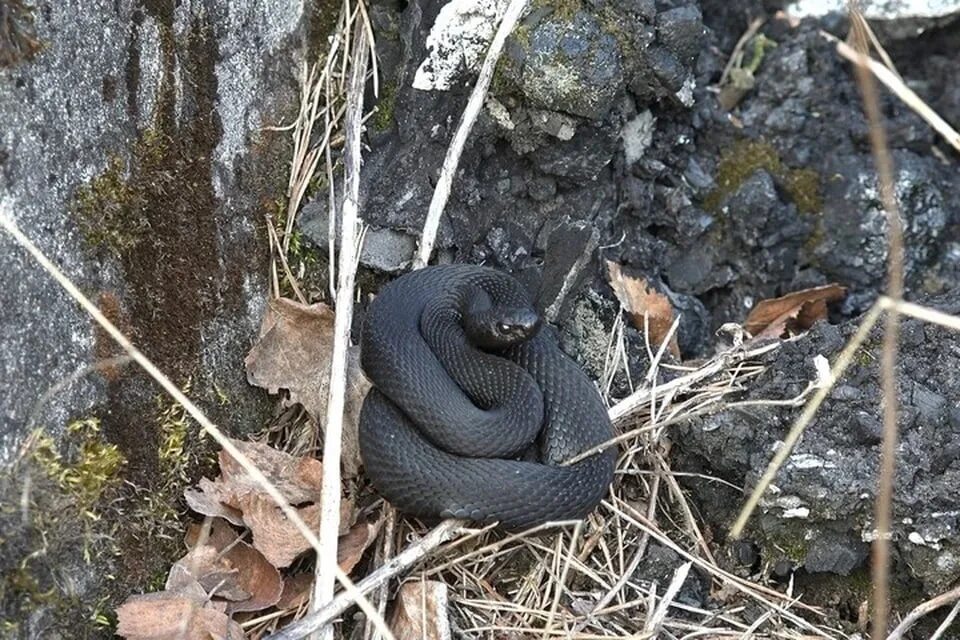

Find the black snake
[[358, 265, 615, 530]]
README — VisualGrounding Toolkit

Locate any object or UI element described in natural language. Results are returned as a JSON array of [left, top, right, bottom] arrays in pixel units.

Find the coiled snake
[[359, 265, 615, 530]]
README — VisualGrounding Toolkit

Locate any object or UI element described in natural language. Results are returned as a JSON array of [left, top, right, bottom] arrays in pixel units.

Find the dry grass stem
[[885, 584, 960, 640], [265, 520, 467, 640], [846, 7, 905, 638], [413, 0, 531, 268], [821, 30, 960, 153]]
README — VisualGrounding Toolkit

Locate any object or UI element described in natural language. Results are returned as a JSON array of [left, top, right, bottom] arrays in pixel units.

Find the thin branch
[[885, 584, 960, 640], [266, 520, 467, 640], [311, 18, 371, 640], [846, 7, 905, 638], [412, 0, 530, 268], [821, 30, 960, 153]]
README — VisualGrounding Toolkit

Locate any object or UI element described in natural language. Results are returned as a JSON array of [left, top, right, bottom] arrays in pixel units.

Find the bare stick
[[312, 20, 370, 640], [882, 297, 960, 332], [821, 30, 960, 153], [730, 301, 884, 538], [0, 210, 390, 638], [885, 584, 960, 640], [266, 520, 467, 640], [412, 0, 530, 268]]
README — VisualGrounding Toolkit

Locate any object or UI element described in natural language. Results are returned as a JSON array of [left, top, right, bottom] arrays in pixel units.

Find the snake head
[[464, 306, 542, 350]]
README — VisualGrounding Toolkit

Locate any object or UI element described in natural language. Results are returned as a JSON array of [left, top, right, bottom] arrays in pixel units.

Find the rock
[[673, 292, 960, 595], [536, 218, 600, 322], [0, 0, 303, 636], [518, 11, 625, 120], [300, 199, 417, 273], [786, 0, 960, 38]]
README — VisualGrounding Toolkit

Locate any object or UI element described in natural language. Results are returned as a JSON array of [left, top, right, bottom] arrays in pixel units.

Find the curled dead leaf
[[275, 573, 314, 611], [181, 517, 283, 613], [218, 438, 324, 505], [744, 284, 846, 339], [116, 592, 244, 640], [606, 261, 681, 359], [240, 494, 322, 568], [338, 517, 383, 574], [244, 298, 368, 476], [245, 298, 336, 420], [390, 580, 451, 640]]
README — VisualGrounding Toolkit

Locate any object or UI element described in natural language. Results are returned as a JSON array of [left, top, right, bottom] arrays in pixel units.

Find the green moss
[[534, 0, 582, 21], [704, 139, 823, 214], [31, 418, 126, 513], [72, 157, 150, 256], [373, 80, 398, 132]]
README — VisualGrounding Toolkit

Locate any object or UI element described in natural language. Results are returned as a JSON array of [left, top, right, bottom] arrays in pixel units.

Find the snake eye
[[498, 322, 512, 333]]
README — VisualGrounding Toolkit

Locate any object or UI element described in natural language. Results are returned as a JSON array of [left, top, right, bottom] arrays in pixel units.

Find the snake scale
[[358, 264, 615, 530]]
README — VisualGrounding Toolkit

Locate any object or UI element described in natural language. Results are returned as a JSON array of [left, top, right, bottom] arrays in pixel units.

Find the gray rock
[[300, 199, 417, 273], [0, 0, 303, 635], [673, 292, 960, 594], [519, 12, 624, 121], [536, 218, 599, 322]]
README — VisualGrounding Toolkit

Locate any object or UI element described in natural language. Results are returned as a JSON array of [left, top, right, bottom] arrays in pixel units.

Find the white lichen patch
[[413, 0, 509, 91], [621, 110, 656, 166]]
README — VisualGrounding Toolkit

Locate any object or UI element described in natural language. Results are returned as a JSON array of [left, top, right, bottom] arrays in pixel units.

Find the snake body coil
[[359, 265, 615, 530]]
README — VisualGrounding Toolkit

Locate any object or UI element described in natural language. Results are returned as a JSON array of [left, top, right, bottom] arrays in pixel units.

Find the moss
[[32, 418, 127, 513], [534, 0, 582, 21], [372, 79, 397, 132], [72, 157, 151, 256], [704, 139, 823, 214]]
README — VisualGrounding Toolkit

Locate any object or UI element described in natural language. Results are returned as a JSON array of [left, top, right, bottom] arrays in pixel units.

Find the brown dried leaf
[[389, 580, 451, 640], [341, 346, 371, 478], [275, 573, 313, 611], [244, 299, 368, 476], [605, 261, 680, 359], [184, 479, 244, 526], [116, 592, 244, 640], [180, 518, 283, 613], [218, 438, 324, 506], [245, 298, 336, 419], [240, 494, 322, 568], [169, 545, 246, 601], [744, 284, 846, 339], [337, 518, 382, 574]]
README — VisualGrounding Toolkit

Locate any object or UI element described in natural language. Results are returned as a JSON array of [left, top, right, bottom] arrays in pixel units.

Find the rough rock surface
[[673, 293, 960, 596], [317, 0, 960, 614], [0, 0, 308, 636]]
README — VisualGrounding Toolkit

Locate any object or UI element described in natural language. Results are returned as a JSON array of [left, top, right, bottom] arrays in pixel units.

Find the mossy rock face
[[510, 10, 625, 120], [704, 139, 823, 215]]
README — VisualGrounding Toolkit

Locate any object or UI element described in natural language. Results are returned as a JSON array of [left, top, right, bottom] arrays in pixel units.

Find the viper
[[358, 264, 615, 530]]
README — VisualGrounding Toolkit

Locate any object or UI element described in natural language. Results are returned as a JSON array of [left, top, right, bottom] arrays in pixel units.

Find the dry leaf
[[116, 592, 244, 640], [244, 298, 368, 476], [184, 479, 244, 526], [275, 573, 313, 611], [337, 518, 382, 574], [744, 284, 846, 339], [341, 346, 371, 478], [245, 298, 336, 419], [240, 494, 322, 568], [606, 261, 680, 359], [390, 580, 451, 640], [218, 438, 324, 505], [169, 545, 245, 601], [181, 518, 283, 613]]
